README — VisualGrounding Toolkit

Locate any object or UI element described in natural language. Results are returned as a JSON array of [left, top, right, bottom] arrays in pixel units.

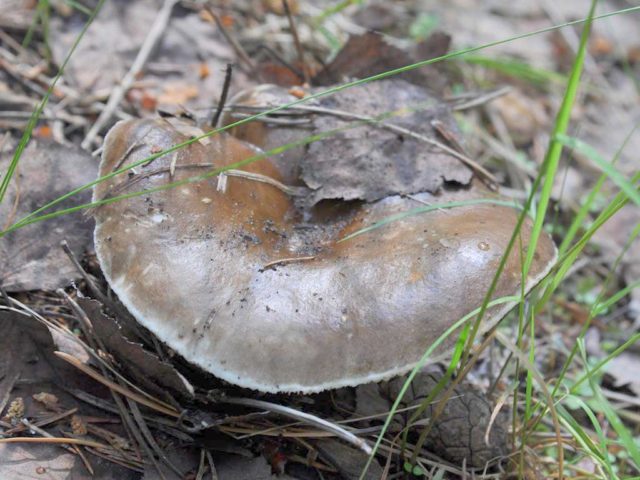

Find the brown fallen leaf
[[227, 79, 474, 206], [302, 79, 474, 204], [313, 31, 451, 95]]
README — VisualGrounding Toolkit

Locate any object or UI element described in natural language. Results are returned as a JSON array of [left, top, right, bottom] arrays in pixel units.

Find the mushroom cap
[[94, 118, 557, 393]]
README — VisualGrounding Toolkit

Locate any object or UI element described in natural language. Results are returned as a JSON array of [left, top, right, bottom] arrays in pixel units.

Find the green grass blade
[[559, 394, 615, 478], [462, 54, 567, 87], [522, 0, 596, 278], [557, 124, 638, 255], [516, 3, 598, 462], [556, 133, 640, 207], [592, 278, 640, 317], [338, 199, 523, 243], [578, 340, 640, 471], [570, 332, 640, 395]]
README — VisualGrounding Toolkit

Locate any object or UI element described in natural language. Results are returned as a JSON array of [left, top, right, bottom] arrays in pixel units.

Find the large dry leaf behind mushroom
[[303, 79, 473, 204], [227, 80, 474, 205], [0, 140, 96, 291]]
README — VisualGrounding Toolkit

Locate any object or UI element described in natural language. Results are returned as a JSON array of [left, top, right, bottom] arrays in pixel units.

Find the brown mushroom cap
[[94, 118, 556, 393]]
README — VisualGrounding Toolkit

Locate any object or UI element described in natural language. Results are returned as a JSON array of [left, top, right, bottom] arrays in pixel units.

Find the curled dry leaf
[[76, 297, 194, 399], [0, 140, 96, 291]]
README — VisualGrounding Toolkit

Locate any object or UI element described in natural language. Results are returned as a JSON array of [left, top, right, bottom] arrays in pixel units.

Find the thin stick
[[0, 436, 109, 449], [262, 256, 315, 270], [206, 450, 219, 480], [95, 164, 307, 209], [282, 0, 310, 85], [213, 395, 373, 455], [81, 0, 179, 149], [57, 247, 107, 318], [205, 7, 257, 75], [448, 86, 511, 111], [210, 63, 233, 128], [196, 449, 207, 480], [127, 397, 183, 478], [224, 169, 307, 196]]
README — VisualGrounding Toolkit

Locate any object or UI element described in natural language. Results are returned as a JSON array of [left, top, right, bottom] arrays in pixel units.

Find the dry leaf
[[302, 79, 473, 204], [77, 297, 195, 399], [0, 140, 96, 291]]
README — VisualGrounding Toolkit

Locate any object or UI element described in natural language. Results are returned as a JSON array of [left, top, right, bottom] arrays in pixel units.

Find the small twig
[[111, 133, 151, 173], [205, 6, 257, 76], [224, 169, 307, 196], [0, 436, 109, 449], [282, 0, 310, 85], [448, 86, 512, 111], [262, 255, 316, 270], [57, 288, 94, 336], [127, 398, 184, 478], [82, 0, 179, 149], [206, 450, 219, 480], [4, 409, 78, 436], [211, 395, 373, 455], [196, 449, 207, 480], [60, 241, 110, 309], [210, 63, 234, 128], [67, 389, 193, 442], [94, 164, 307, 211], [404, 194, 449, 214]]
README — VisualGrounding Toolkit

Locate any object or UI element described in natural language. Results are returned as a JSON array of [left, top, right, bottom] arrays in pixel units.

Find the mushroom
[[93, 117, 556, 394]]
